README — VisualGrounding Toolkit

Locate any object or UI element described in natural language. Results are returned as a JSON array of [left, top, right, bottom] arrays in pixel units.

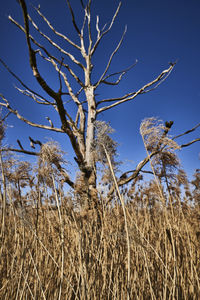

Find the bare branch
[[33, 5, 81, 50], [29, 138, 35, 148], [180, 138, 200, 148], [76, 87, 84, 98], [49, 59, 82, 106], [80, 7, 87, 36], [8, 4, 88, 170], [58, 58, 64, 94], [8, 15, 61, 65], [36, 49, 85, 89], [0, 94, 63, 133], [80, 0, 85, 9], [62, 107, 82, 137], [171, 122, 200, 148], [66, 0, 81, 35], [97, 91, 137, 106], [107, 121, 200, 201], [86, 0, 92, 53], [0, 57, 48, 102], [45, 117, 54, 128], [173, 123, 200, 140], [91, 2, 122, 56], [8, 15, 85, 82], [54, 162, 75, 188], [27, 14, 84, 70], [15, 86, 55, 106], [18, 0, 58, 99], [2, 111, 12, 122], [119, 169, 154, 180], [107, 150, 160, 201], [95, 15, 101, 40], [75, 107, 80, 127], [1, 147, 39, 156], [17, 3, 84, 166], [100, 60, 138, 86], [29, 136, 42, 147], [17, 139, 24, 150], [95, 26, 127, 88], [97, 63, 176, 114]]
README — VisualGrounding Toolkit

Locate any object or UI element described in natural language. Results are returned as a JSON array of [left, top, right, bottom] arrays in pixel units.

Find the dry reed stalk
[[52, 175, 64, 300], [1, 203, 200, 298], [140, 122, 179, 298], [142, 247, 156, 300], [28, 248, 46, 300], [0, 151, 6, 239], [103, 144, 131, 300]]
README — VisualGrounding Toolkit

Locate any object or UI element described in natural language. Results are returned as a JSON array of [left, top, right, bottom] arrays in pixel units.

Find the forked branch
[[27, 14, 84, 69], [0, 57, 48, 102], [0, 94, 63, 133], [100, 60, 138, 86], [15, 87, 55, 106], [97, 63, 176, 113], [173, 122, 200, 147], [33, 5, 81, 50], [95, 26, 127, 88], [91, 2, 122, 55], [8, 16, 84, 84]]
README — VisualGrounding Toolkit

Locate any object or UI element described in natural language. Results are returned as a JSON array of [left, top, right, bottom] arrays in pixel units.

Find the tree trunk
[[75, 169, 98, 209], [76, 85, 98, 209]]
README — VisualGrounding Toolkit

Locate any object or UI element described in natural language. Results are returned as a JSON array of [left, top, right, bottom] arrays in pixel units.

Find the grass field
[[1, 187, 199, 299]]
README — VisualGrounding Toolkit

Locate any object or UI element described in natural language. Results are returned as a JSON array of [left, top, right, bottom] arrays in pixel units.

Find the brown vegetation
[[0, 152, 200, 299]]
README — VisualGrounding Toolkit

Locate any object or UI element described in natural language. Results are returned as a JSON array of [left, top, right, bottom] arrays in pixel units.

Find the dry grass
[[0, 132, 199, 299], [0, 194, 200, 299]]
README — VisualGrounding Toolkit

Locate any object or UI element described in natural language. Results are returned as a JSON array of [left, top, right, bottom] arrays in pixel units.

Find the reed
[[0, 180, 199, 299]]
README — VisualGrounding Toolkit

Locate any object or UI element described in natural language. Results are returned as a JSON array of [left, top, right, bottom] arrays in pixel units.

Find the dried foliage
[[93, 120, 118, 165], [140, 117, 180, 152], [0, 148, 200, 299], [191, 169, 200, 206], [0, 190, 199, 299], [39, 140, 65, 166], [37, 140, 66, 188], [93, 120, 121, 186]]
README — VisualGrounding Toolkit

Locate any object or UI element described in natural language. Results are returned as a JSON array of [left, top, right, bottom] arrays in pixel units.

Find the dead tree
[[0, 0, 199, 208]]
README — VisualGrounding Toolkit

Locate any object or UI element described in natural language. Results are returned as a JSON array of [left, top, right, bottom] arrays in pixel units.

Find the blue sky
[[0, 0, 199, 180]]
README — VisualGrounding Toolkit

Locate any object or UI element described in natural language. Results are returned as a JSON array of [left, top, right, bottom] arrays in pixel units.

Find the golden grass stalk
[[103, 144, 131, 300]]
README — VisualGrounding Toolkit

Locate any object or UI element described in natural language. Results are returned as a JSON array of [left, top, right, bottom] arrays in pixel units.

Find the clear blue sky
[[0, 0, 199, 180]]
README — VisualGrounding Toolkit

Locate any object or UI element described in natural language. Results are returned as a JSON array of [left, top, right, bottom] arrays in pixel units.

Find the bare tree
[[0, 0, 199, 208]]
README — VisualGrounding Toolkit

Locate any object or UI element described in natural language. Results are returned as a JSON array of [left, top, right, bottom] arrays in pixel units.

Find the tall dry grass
[[0, 187, 199, 299], [0, 123, 200, 299]]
